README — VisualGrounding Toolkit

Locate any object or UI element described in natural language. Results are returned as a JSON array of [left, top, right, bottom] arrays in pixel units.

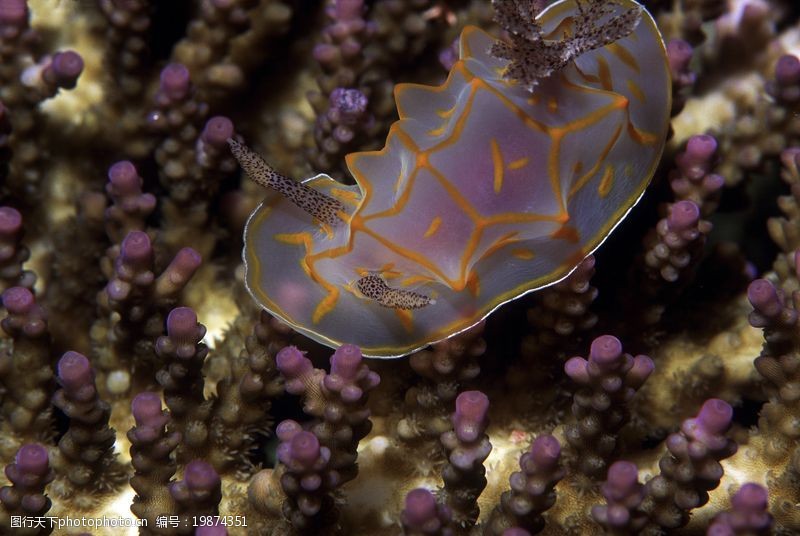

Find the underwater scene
[[0, 0, 799, 534]]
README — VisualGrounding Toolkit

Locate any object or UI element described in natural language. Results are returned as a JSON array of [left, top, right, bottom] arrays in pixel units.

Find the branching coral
[[642, 399, 737, 531], [0, 443, 53, 535], [401, 488, 454, 535], [50, 351, 121, 506], [440, 390, 492, 528], [563, 335, 654, 479], [484, 435, 564, 535], [0, 0, 799, 535], [591, 461, 647, 534], [0, 207, 33, 291], [128, 391, 181, 532]]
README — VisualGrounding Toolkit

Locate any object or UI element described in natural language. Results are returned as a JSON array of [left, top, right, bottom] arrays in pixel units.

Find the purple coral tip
[[2, 286, 33, 313], [697, 399, 733, 434], [184, 460, 220, 491], [783, 148, 800, 172], [775, 54, 800, 85], [589, 334, 623, 365], [531, 434, 561, 468], [132, 392, 164, 424], [667, 38, 692, 69], [331, 344, 362, 378], [503, 529, 532, 536], [57, 351, 93, 390], [166, 307, 198, 340], [564, 356, 588, 382], [685, 134, 717, 161], [732, 482, 768, 511], [402, 488, 439, 527], [276, 419, 303, 441], [747, 279, 780, 317], [201, 116, 235, 147], [454, 390, 489, 441], [160, 63, 191, 100], [276, 346, 311, 376], [15, 444, 49, 475], [289, 431, 321, 466], [51, 51, 84, 85], [171, 247, 202, 275], [312, 43, 338, 63], [605, 461, 639, 499], [0, 0, 27, 25], [121, 231, 152, 262], [108, 161, 140, 191], [0, 206, 22, 235], [629, 355, 655, 383], [668, 200, 700, 231], [456, 390, 489, 421]]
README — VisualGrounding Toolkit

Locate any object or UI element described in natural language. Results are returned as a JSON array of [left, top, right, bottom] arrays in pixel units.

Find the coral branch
[[0, 286, 52, 442], [98, 0, 151, 100], [667, 39, 696, 116], [707, 483, 772, 535], [104, 161, 156, 243], [277, 344, 379, 483], [564, 335, 654, 478], [767, 148, 800, 282], [51, 351, 120, 506], [307, 0, 378, 178], [155, 307, 211, 462], [401, 488, 453, 536], [0, 443, 53, 535], [747, 276, 800, 480], [485, 435, 565, 535], [398, 322, 485, 444], [169, 460, 222, 534], [276, 420, 341, 532], [276, 346, 325, 412], [153, 248, 203, 302], [103, 230, 156, 311], [767, 55, 800, 109], [310, 86, 375, 178], [0, 206, 34, 291], [207, 310, 285, 474], [440, 390, 491, 528], [197, 115, 237, 175], [643, 399, 737, 530], [525, 255, 598, 349], [670, 135, 724, 215], [644, 200, 712, 284], [94, 229, 201, 388], [23, 51, 84, 100], [316, 344, 379, 483], [128, 391, 180, 530], [0, 1, 84, 203], [591, 460, 647, 534]]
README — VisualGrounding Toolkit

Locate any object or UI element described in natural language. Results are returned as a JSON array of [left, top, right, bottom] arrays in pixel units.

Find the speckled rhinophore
[[243, 0, 670, 357]]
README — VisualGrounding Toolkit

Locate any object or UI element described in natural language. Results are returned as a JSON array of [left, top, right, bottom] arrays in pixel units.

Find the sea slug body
[[241, 0, 670, 357]]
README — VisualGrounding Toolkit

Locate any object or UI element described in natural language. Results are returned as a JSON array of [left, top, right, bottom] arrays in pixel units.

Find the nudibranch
[[235, 0, 670, 358]]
